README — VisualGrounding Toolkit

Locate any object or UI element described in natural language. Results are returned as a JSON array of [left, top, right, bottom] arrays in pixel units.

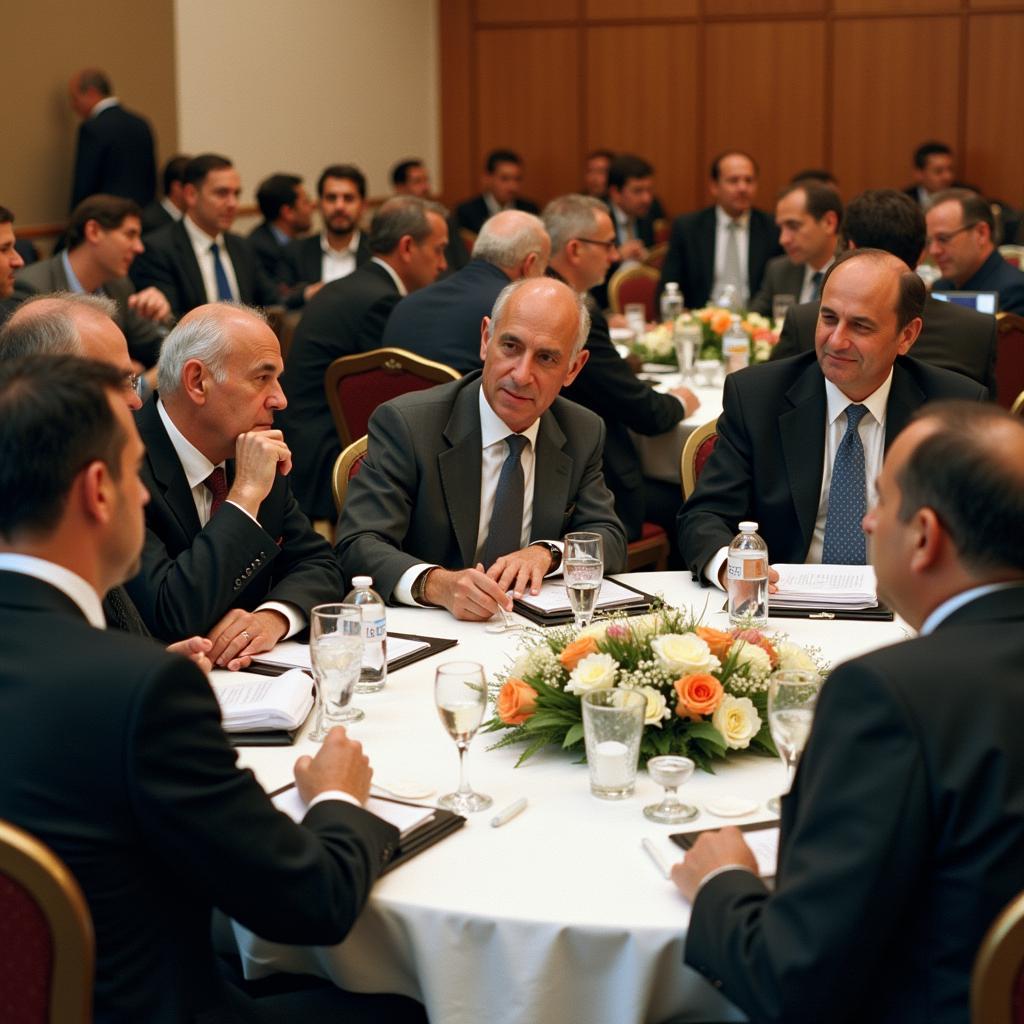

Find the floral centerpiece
[[631, 308, 779, 367], [483, 604, 825, 771]]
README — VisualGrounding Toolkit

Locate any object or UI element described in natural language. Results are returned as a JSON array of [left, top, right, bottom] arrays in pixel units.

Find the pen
[[642, 837, 673, 879], [490, 797, 528, 828]]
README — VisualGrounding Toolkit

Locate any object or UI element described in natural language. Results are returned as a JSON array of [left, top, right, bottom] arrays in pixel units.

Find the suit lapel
[[884, 358, 925, 448], [173, 221, 209, 310], [779, 361, 827, 553], [438, 380, 485, 566], [225, 234, 252, 302], [530, 411, 571, 541], [137, 400, 202, 539]]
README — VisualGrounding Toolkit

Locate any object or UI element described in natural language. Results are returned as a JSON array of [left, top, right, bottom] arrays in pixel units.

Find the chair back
[[995, 313, 1024, 410], [972, 889, 1024, 1023], [1011, 390, 1024, 417], [331, 435, 369, 516], [0, 819, 94, 1023], [999, 244, 1024, 269], [644, 242, 669, 271], [324, 347, 461, 449], [607, 264, 660, 320], [680, 418, 719, 501]]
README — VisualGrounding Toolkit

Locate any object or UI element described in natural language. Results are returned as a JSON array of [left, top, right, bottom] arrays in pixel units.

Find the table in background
[[233, 572, 907, 1024]]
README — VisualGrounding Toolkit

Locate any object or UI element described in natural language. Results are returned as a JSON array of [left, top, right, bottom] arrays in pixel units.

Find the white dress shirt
[[0, 553, 105, 628], [160, 196, 183, 223], [320, 229, 364, 284], [183, 214, 241, 303], [712, 206, 751, 305], [798, 256, 835, 304]]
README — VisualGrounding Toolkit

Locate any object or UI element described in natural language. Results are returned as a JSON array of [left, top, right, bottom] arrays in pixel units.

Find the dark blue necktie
[[209, 241, 234, 301], [822, 404, 869, 564], [480, 434, 528, 569], [809, 270, 824, 301]]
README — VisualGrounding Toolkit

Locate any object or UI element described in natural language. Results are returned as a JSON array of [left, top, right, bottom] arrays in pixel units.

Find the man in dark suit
[[130, 153, 278, 318], [455, 149, 540, 236], [280, 197, 450, 521], [902, 139, 957, 207], [68, 68, 156, 210], [336, 277, 626, 620], [124, 303, 343, 666], [0, 354, 424, 1023], [380, 208, 550, 371], [659, 151, 782, 310], [140, 154, 190, 235], [679, 249, 987, 588], [391, 157, 470, 273], [0, 205, 25, 305], [675, 400, 1024, 1024], [772, 189, 999, 396], [247, 172, 314, 291]]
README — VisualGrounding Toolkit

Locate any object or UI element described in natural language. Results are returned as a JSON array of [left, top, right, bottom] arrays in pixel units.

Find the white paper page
[[252, 635, 430, 672], [517, 578, 645, 614], [210, 668, 313, 729], [272, 786, 435, 839], [744, 826, 780, 878]]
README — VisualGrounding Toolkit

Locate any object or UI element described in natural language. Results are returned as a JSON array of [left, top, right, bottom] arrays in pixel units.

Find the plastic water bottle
[[343, 576, 387, 692], [727, 522, 768, 628], [660, 281, 683, 326], [722, 314, 750, 374]]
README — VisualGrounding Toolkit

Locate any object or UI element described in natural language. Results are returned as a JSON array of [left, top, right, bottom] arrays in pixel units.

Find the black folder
[[512, 577, 655, 627]]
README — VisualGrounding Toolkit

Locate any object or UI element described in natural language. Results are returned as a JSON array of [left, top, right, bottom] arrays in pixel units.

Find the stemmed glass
[[308, 604, 364, 741], [564, 532, 604, 629], [766, 668, 822, 815], [643, 755, 698, 824], [434, 661, 492, 813]]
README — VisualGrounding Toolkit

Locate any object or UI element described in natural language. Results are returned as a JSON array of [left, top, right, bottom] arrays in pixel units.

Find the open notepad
[[210, 668, 314, 733], [770, 564, 878, 611], [513, 578, 652, 625], [253, 636, 430, 672], [672, 823, 780, 881]]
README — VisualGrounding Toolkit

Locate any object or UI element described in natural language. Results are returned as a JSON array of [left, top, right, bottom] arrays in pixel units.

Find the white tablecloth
[[232, 572, 908, 1024]]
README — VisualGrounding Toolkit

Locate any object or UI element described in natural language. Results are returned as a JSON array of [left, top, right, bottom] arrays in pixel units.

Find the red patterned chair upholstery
[[680, 418, 719, 501], [607, 264, 660, 322]]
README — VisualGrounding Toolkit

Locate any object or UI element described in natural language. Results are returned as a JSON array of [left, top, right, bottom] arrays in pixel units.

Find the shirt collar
[[716, 206, 750, 230], [269, 223, 291, 247], [61, 250, 87, 294], [320, 228, 361, 258], [920, 582, 1024, 635], [824, 369, 893, 428], [160, 196, 184, 222], [371, 256, 407, 297], [90, 96, 119, 119], [0, 553, 105, 628], [612, 203, 631, 229], [156, 398, 219, 490], [478, 386, 541, 451], [183, 212, 224, 247]]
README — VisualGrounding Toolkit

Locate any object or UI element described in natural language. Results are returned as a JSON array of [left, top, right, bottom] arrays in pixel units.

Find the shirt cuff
[[697, 863, 757, 892], [308, 790, 362, 810], [703, 547, 729, 590], [255, 600, 304, 639], [539, 540, 564, 577], [394, 563, 439, 606], [225, 498, 260, 526]]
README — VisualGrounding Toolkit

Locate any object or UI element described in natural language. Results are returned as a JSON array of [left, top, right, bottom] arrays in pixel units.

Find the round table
[[232, 572, 907, 1024]]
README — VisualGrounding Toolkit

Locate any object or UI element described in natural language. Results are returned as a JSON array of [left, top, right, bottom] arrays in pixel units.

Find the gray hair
[[0, 292, 118, 360], [488, 278, 591, 360], [472, 211, 549, 271], [541, 194, 610, 253], [368, 195, 448, 255], [156, 302, 266, 394]]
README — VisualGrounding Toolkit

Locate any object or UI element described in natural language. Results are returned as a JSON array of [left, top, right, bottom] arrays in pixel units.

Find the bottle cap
[[739, 521, 759, 532], [352, 575, 373, 587]]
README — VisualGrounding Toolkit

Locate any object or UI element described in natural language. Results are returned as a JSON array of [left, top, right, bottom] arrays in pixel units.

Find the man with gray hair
[[380, 208, 550, 372], [281, 195, 450, 520], [336, 276, 625, 621], [124, 302, 342, 665]]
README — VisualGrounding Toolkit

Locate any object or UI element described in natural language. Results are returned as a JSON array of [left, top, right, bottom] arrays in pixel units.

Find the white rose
[[776, 642, 818, 674], [567, 653, 618, 695], [651, 633, 720, 676], [729, 639, 773, 678], [577, 621, 609, 643], [622, 684, 670, 728], [712, 695, 762, 750]]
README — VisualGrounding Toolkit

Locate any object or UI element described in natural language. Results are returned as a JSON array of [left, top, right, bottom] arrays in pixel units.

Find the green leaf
[[563, 722, 584, 748]]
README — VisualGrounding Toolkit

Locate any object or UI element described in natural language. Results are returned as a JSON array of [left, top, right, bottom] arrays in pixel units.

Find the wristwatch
[[531, 541, 562, 574], [411, 567, 437, 606]]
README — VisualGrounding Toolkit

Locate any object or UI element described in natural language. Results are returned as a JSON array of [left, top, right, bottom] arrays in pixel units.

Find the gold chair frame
[[972, 889, 1024, 1023], [680, 417, 720, 501], [331, 435, 369, 517]]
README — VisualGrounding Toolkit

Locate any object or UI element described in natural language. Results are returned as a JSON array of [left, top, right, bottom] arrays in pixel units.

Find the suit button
[[234, 577, 242, 588]]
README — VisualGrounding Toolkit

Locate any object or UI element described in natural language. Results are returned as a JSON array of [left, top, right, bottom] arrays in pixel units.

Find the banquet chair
[[680, 418, 720, 501], [995, 313, 1024, 410], [0, 819, 94, 1024], [324, 347, 461, 450], [644, 241, 669, 270], [626, 522, 670, 572], [971, 889, 1024, 1023], [999, 244, 1024, 269], [1011, 390, 1024, 416], [607, 264, 660, 321], [331, 434, 369, 516]]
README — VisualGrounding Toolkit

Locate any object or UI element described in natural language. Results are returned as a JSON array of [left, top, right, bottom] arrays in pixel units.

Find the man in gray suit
[[336, 277, 626, 621], [14, 194, 170, 368]]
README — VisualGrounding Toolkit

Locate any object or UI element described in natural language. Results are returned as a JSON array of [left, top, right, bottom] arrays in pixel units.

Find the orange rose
[[696, 626, 734, 662], [673, 673, 724, 721], [496, 678, 539, 726], [710, 310, 733, 335], [559, 636, 599, 672]]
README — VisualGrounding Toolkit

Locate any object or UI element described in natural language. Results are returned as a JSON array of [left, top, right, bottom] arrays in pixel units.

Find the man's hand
[[718, 562, 780, 594], [227, 430, 292, 517], [294, 727, 372, 805], [303, 281, 325, 303], [206, 608, 288, 667], [127, 286, 172, 322], [424, 565, 513, 621], [618, 239, 648, 263], [671, 385, 701, 419], [485, 545, 553, 598], [670, 826, 759, 903]]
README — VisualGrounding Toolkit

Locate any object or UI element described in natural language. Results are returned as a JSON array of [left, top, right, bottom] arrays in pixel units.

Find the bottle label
[[727, 554, 767, 580], [363, 618, 386, 642]]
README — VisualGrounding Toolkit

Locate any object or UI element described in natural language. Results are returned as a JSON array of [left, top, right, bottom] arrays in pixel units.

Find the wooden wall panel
[[830, 17, 960, 197], [706, 0, 824, 15], [585, 25, 698, 215], [476, 0, 577, 23], [586, 0, 697, 18], [440, 0, 476, 206], [704, 21, 827, 205], [832, 0, 957, 11], [474, 29, 581, 205]]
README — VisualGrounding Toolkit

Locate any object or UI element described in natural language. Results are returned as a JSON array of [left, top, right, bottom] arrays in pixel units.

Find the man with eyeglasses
[[926, 188, 1024, 314]]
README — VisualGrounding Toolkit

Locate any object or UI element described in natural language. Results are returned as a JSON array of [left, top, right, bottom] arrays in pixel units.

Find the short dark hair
[[607, 154, 654, 191], [0, 205, 13, 225], [76, 69, 112, 96], [913, 141, 952, 170], [368, 196, 446, 255], [184, 154, 233, 189], [926, 188, 995, 234], [65, 195, 142, 250], [161, 155, 191, 196], [779, 181, 843, 231], [898, 402, 1024, 574], [0, 355, 126, 539], [710, 150, 759, 181], [255, 173, 303, 222], [790, 168, 837, 187], [822, 248, 925, 329], [842, 189, 925, 270], [486, 149, 522, 174], [317, 164, 366, 200], [586, 148, 615, 162], [391, 159, 424, 188]]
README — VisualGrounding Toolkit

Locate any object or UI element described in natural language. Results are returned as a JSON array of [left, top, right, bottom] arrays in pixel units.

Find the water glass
[[766, 668, 821, 814], [564, 532, 604, 629], [435, 661, 492, 814], [309, 604, 364, 740]]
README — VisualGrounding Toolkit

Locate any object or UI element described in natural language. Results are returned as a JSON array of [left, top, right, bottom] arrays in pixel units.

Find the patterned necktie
[[204, 466, 228, 521], [209, 241, 234, 301], [480, 434, 529, 569], [822, 404, 869, 564], [722, 219, 743, 298], [809, 270, 824, 301], [103, 585, 150, 636]]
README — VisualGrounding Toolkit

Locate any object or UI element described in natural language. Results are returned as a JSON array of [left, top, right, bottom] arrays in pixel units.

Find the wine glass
[[643, 755, 698, 824], [308, 604, 364, 741], [766, 668, 822, 815], [434, 661, 492, 813], [564, 532, 604, 629]]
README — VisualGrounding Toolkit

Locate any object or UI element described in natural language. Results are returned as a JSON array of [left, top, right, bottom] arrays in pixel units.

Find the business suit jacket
[[13, 254, 165, 367], [140, 199, 175, 236], [279, 260, 402, 519], [934, 248, 1024, 315], [284, 231, 372, 288], [0, 570, 397, 1023], [454, 195, 540, 235], [677, 352, 988, 579], [772, 295, 999, 397], [659, 206, 782, 310], [687, 584, 1024, 1024], [335, 372, 627, 601], [130, 219, 278, 319], [747, 254, 808, 316], [124, 398, 343, 641], [70, 103, 156, 210]]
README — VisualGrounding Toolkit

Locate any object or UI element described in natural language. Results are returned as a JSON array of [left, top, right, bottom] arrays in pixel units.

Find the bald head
[[472, 210, 550, 280]]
